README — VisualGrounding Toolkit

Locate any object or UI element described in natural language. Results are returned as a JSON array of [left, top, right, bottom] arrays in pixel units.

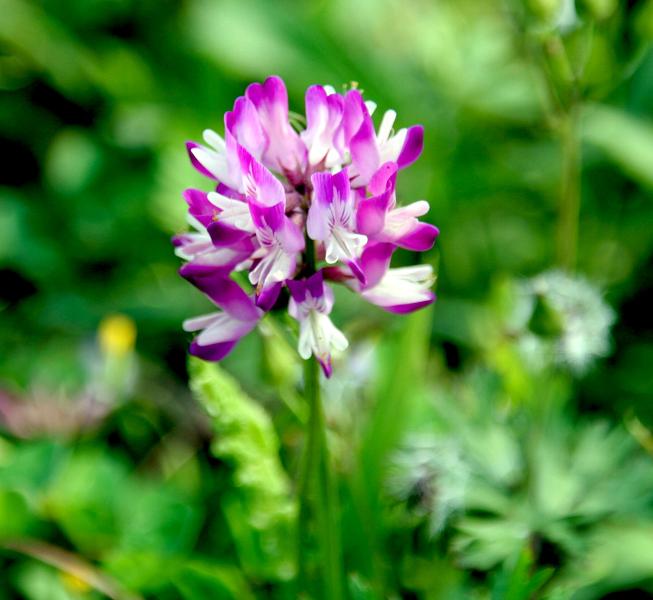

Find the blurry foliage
[[0, 0, 652, 598]]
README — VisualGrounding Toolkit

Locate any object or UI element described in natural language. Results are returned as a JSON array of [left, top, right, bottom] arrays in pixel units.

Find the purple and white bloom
[[239, 148, 305, 294], [348, 243, 436, 313], [181, 271, 263, 360], [176, 76, 438, 376], [172, 189, 254, 273], [357, 162, 439, 252], [288, 271, 348, 377], [241, 76, 307, 180], [360, 265, 436, 314], [344, 90, 424, 187], [301, 85, 345, 169], [186, 129, 245, 192], [308, 169, 367, 269]]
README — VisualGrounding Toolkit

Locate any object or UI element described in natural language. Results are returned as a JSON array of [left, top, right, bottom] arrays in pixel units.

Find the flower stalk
[[297, 236, 344, 599]]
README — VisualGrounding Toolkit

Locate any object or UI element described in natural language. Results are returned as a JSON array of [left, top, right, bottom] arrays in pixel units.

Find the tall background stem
[[556, 106, 581, 271]]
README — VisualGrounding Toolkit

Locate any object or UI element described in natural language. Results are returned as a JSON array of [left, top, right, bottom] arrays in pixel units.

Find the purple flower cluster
[[174, 76, 439, 376]]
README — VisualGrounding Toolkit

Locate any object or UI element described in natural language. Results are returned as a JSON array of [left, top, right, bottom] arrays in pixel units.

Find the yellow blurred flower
[[98, 314, 137, 357]]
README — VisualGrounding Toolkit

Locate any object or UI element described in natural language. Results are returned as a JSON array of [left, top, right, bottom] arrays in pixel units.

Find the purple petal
[[183, 188, 215, 227], [225, 96, 267, 160], [239, 146, 286, 207], [306, 270, 325, 299], [311, 171, 335, 205], [245, 76, 306, 175], [186, 141, 216, 179], [216, 183, 244, 200], [207, 221, 251, 247], [190, 339, 238, 361], [318, 355, 333, 378], [397, 125, 424, 169], [349, 116, 380, 186], [307, 172, 333, 241], [359, 243, 395, 289], [280, 218, 306, 254], [303, 87, 345, 165], [383, 293, 436, 314], [346, 260, 366, 285], [343, 90, 366, 142], [287, 278, 307, 303], [396, 223, 439, 252], [248, 200, 285, 232], [368, 162, 398, 196], [356, 190, 392, 236], [308, 169, 351, 241], [332, 169, 350, 201], [246, 76, 288, 118], [172, 233, 190, 248], [256, 281, 282, 311], [181, 271, 260, 321], [179, 262, 232, 279], [305, 85, 329, 130], [306, 199, 329, 241]]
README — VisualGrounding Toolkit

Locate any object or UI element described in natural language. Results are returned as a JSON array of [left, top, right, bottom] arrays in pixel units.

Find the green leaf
[[117, 482, 202, 555], [559, 521, 653, 596], [0, 490, 36, 540], [188, 357, 296, 581], [44, 449, 128, 556]]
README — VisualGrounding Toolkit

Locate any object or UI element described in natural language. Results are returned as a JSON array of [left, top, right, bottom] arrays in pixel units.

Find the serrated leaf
[[188, 357, 296, 581]]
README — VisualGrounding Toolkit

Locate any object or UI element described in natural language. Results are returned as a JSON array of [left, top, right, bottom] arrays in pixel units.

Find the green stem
[[556, 106, 581, 271], [297, 237, 343, 599]]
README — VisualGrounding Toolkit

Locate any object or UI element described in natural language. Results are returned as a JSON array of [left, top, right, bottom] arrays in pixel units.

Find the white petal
[[382, 201, 430, 238], [378, 128, 407, 164], [207, 191, 255, 231], [363, 265, 435, 306], [325, 228, 367, 264], [203, 129, 226, 152], [175, 239, 213, 261], [191, 146, 228, 181], [186, 213, 207, 232], [297, 322, 313, 359], [249, 246, 293, 288], [183, 312, 220, 332], [365, 100, 377, 116], [296, 311, 348, 364], [196, 314, 251, 346], [311, 312, 348, 359], [377, 110, 397, 145]]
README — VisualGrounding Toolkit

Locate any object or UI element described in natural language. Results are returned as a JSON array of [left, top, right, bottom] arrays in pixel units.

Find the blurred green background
[[1, 0, 653, 598]]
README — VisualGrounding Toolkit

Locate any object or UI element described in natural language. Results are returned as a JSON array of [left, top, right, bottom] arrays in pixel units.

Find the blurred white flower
[[386, 434, 468, 535], [513, 270, 616, 374]]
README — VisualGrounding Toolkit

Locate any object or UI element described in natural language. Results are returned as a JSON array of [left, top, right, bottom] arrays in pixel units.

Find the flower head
[[176, 76, 439, 376]]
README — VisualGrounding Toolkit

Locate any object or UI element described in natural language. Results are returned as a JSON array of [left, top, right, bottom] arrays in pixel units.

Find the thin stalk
[[556, 106, 581, 271], [297, 235, 343, 599]]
